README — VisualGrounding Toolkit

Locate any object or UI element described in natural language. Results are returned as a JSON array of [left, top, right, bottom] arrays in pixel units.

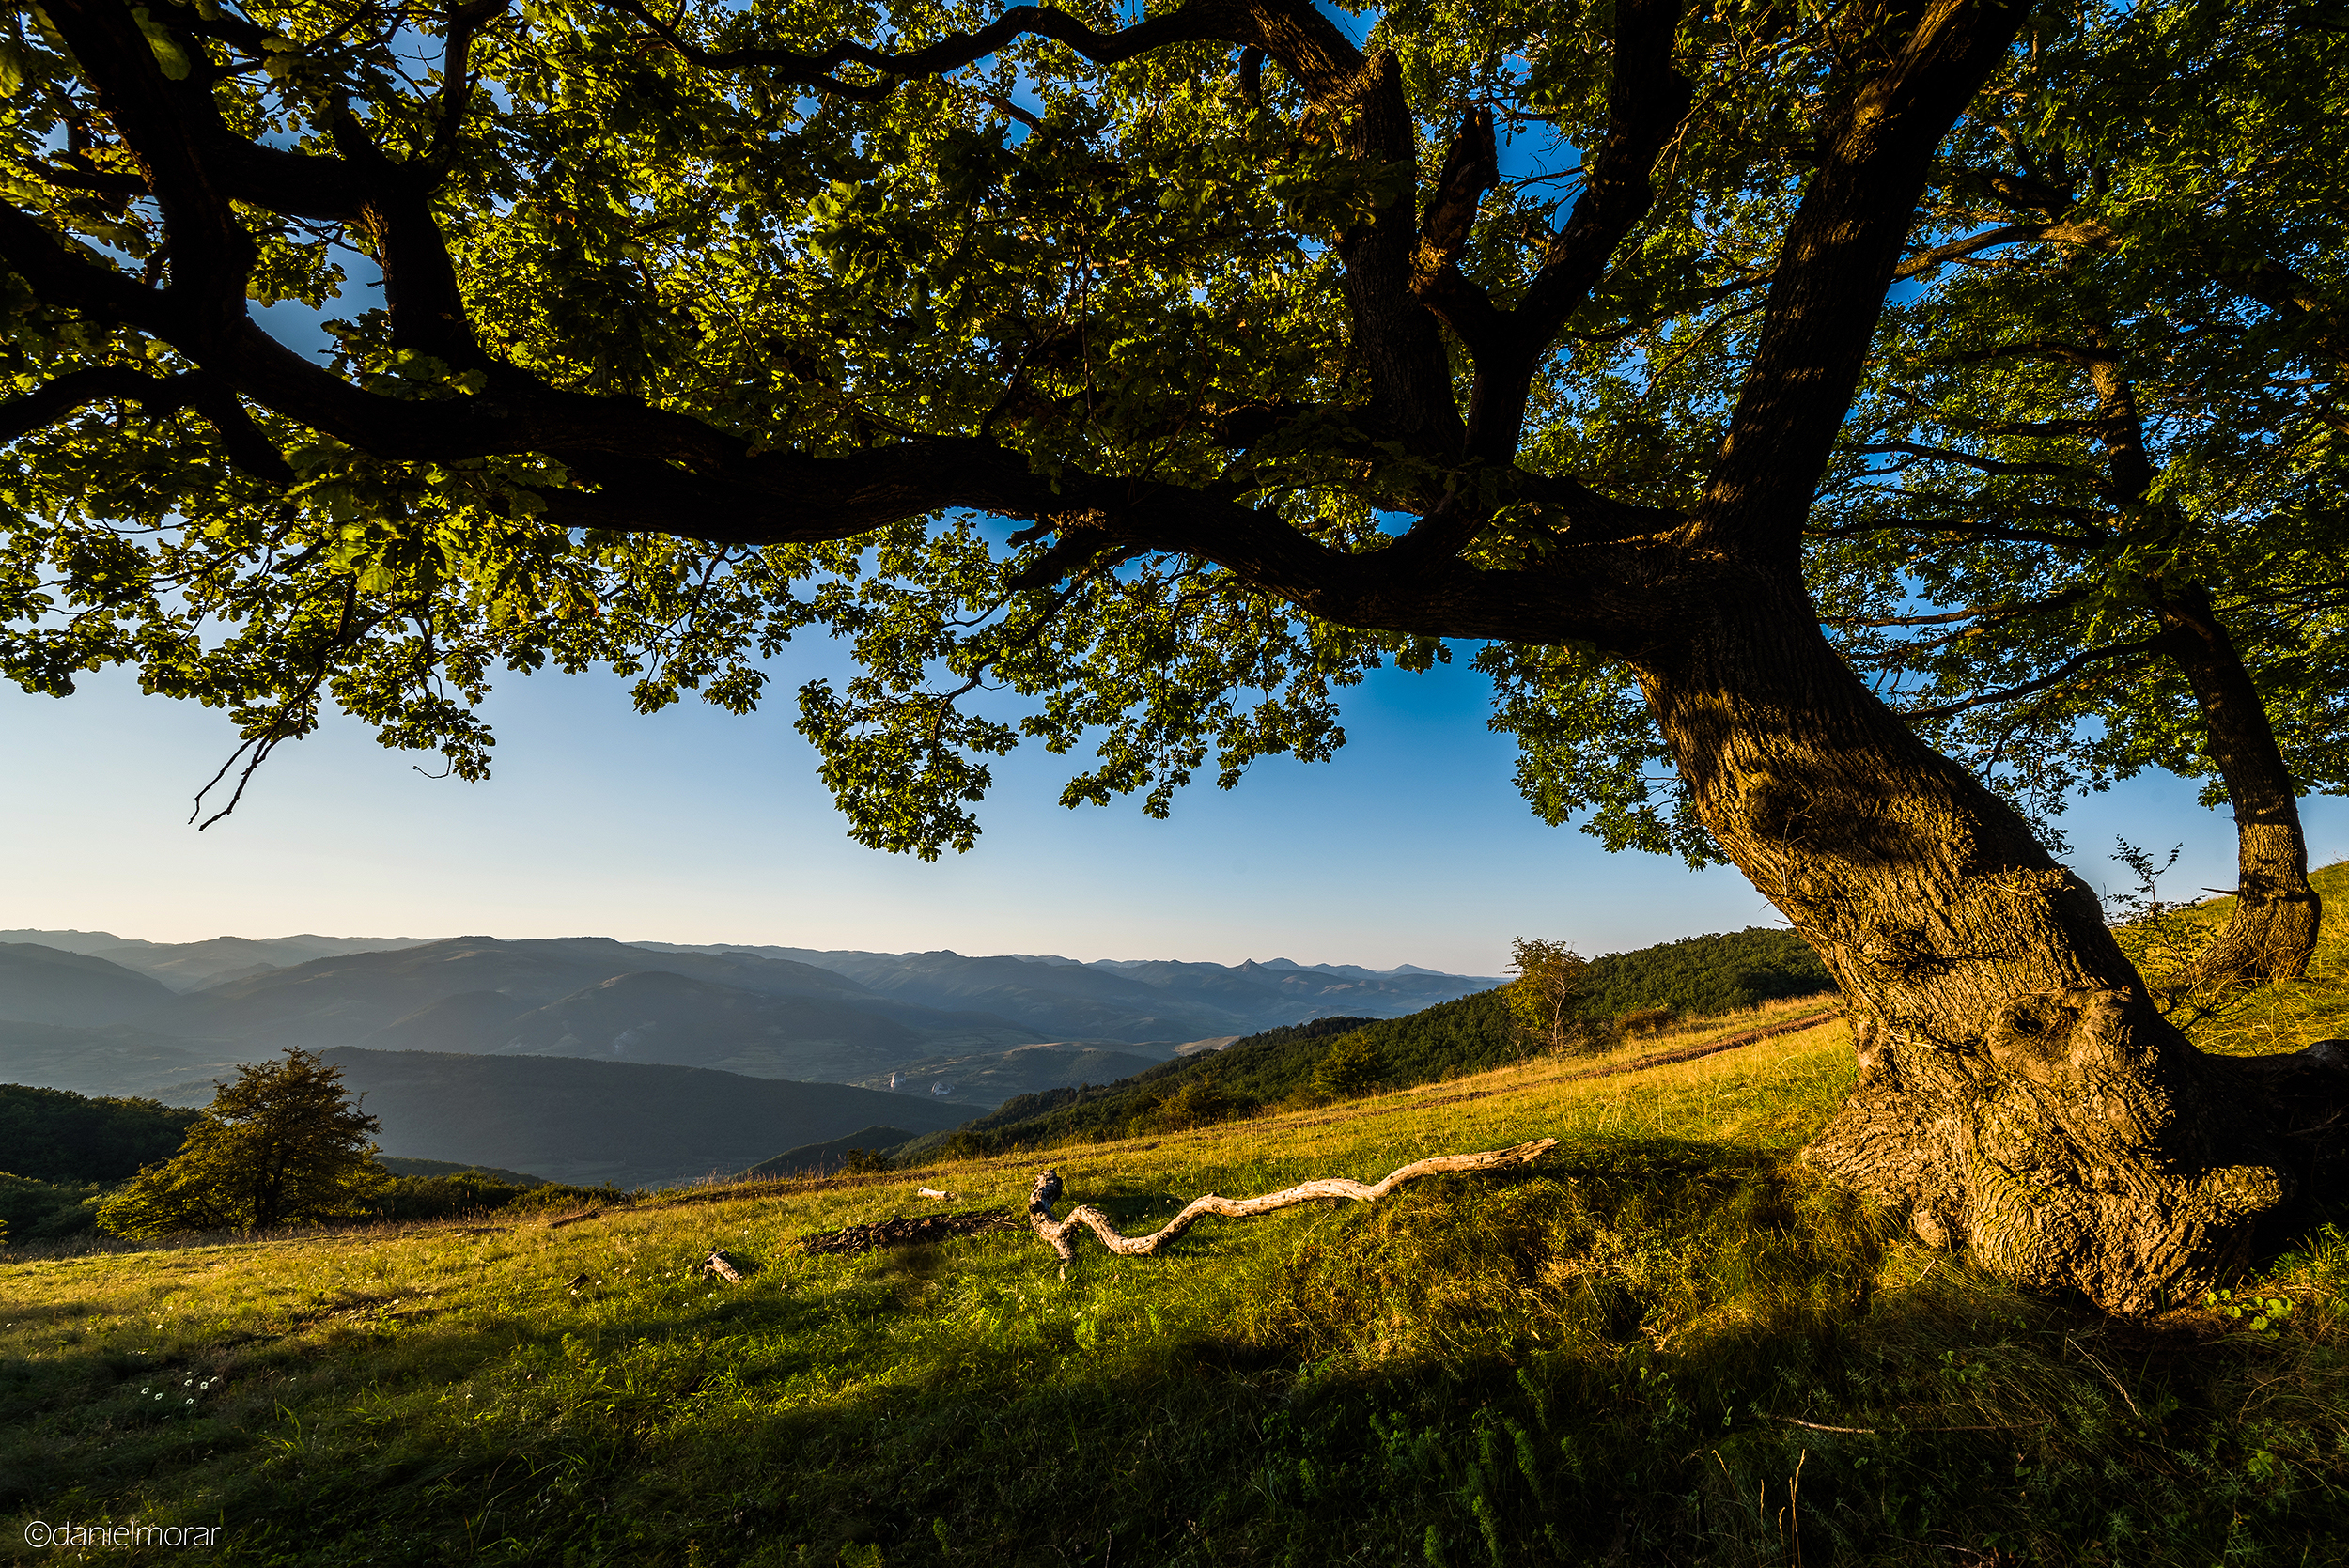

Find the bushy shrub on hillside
[[1311, 1033, 1387, 1099], [1146, 1075, 1235, 1133], [372, 1171, 624, 1222], [0, 1172, 107, 1242], [98, 1048, 385, 1237], [1504, 939, 1593, 1053], [375, 1169, 535, 1220]]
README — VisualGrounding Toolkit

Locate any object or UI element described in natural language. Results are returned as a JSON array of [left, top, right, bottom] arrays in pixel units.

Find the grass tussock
[[1, 941, 2345, 1563]]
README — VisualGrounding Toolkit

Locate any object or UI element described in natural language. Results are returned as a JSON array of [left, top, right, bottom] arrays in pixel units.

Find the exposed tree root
[[1809, 1006, 2349, 1315], [1024, 1139, 1559, 1261]]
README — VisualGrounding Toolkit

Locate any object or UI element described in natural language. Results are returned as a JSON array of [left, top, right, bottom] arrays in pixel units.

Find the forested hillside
[[1580, 928, 1833, 1016], [918, 927, 1840, 1157]]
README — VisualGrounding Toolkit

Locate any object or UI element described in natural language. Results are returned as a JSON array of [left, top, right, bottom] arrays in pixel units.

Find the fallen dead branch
[[1768, 1413, 2058, 1436], [800, 1210, 1024, 1256], [701, 1250, 744, 1282], [545, 1210, 600, 1230], [1026, 1138, 1559, 1261]]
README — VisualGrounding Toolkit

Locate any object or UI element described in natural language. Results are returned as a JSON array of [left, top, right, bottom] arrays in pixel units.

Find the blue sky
[[8, 634, 2342, 972]]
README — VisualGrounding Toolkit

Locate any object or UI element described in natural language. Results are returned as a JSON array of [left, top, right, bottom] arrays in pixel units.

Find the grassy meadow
[[4, 905, 2347, 1563]]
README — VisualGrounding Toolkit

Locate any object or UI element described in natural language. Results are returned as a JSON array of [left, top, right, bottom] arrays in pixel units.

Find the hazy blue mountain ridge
[[0, 931, 426, 989], [0, 943, 179, 1025], [630, 942, 1508, 1039], [1, 932, 1512, 1188]]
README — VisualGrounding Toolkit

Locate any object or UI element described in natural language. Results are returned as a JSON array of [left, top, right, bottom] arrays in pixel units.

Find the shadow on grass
[[2, 1137, 2343, 1567]]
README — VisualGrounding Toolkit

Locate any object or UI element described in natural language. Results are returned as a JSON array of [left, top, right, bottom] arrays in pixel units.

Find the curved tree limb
[[1896, 637, 2160, 721], [1023, 1138, 1557, 1260], [0, 365, 290, 479]]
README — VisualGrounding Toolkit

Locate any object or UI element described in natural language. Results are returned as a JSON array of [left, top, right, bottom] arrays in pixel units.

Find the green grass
[[2155, 859, 2349, 1057], [1, 929, 2344, 1564]]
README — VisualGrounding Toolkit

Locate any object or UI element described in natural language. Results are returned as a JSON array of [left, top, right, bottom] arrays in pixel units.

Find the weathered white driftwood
[[1025, 1139, 1558, 1261], [917, 1187, 956, 1200]]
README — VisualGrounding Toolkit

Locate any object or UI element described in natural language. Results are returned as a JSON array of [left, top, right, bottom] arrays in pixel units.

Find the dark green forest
[[0, 1083, 202, 1183]]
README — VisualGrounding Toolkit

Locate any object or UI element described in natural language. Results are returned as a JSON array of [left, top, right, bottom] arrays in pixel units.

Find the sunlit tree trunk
[[1629, 569, 2297, 1313], [2088, 351, 2323, 986], [2152, 584, 2323, 986]]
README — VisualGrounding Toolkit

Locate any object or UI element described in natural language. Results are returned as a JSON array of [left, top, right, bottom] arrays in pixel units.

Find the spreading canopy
[[0, 0, 2133, 843]]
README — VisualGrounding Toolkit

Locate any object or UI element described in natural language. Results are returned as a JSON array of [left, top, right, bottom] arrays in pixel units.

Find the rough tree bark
[[2153, 586, 2325, 986]]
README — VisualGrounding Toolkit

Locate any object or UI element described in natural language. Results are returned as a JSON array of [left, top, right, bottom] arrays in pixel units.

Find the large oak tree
[[2, 0, 2342, 1311]]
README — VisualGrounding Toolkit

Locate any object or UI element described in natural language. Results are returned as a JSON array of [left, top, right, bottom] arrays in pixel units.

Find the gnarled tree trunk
[[2088, 354, 2322, 987], [2153, 583, 2324, 986], [1632, 572, 2312, 1314]]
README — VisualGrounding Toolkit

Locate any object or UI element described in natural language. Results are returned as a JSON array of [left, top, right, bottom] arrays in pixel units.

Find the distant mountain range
[[0, 929, 1504, 1184]]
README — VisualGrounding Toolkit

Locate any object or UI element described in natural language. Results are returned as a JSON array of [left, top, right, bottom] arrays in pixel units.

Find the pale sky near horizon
[[8, 640, 2343, 975]]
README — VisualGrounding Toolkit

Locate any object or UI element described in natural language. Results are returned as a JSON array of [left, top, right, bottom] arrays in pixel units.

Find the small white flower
[[141, 1386, 150, 1394], [155, 1393, 164, 1401], [186, 1398, 194, 1405]]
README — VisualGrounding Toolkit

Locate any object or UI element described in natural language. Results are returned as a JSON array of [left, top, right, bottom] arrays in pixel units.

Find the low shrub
[[0, 1172, 108, 1241], [374, 1169, 536, 1221]]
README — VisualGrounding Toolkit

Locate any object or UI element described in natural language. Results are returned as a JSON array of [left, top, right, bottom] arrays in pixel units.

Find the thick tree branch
[[419, 0, 514, 169], [42, 0, 257, 338], [1407, 106, 1503, 346], [0, 365, 289, 480], [1698, 0, 2033, 554], [1388, 0, 1692, 565]]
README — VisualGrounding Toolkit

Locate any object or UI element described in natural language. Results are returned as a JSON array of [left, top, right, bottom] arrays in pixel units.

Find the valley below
[[0, 930, 1504, 1185]]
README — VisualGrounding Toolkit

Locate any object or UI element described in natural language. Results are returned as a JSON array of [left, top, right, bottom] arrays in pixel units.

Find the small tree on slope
[[1506, 939, 1593, 1055], [99, 1048, 384, 1237]]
